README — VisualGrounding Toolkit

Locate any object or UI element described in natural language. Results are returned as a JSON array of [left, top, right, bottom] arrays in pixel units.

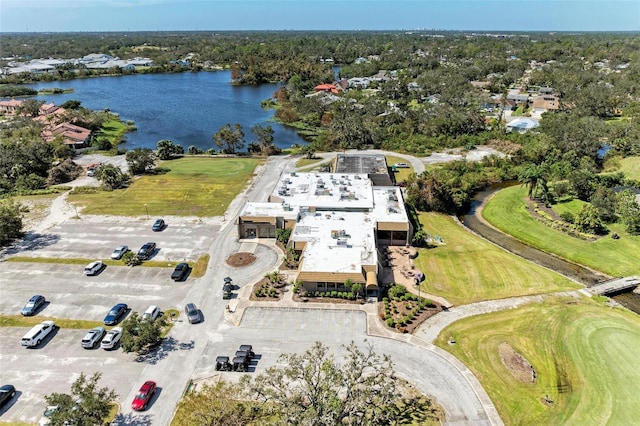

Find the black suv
[[215, 356, 232, 371], [232, 355, 250, 372], [222, 283, 233, 299], [152, 218, 165, 232], [137, 242, 156, 260]]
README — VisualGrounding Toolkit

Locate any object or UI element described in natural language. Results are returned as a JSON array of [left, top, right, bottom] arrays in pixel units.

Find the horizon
[[1, 0, 638, 33]]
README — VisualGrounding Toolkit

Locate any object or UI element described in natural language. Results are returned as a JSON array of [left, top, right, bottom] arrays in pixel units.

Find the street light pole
[[144, 204, 149, 219]]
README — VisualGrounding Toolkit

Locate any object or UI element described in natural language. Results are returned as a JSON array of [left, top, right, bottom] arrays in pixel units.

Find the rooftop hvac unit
[[337, 238, 348, 246]]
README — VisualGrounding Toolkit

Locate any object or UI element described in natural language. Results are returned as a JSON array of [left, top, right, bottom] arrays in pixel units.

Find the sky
[[0, 0, 638, 32]]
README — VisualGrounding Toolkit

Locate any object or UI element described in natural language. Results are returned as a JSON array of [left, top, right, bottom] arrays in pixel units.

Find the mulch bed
[[378, 301, 443, 334], [226, 252, 257, 267], [292, 293, 365, 305], [249, 277, 284, 301]]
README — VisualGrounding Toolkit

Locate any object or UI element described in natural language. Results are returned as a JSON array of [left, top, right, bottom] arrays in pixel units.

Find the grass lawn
[[296, 156, 326, 168], [550, 198, 587, 217], [0, 315, 105, 329], [483, 186, 640, 277], [386, 155, 414, 182], [413, 213, 579, 305], [619, 156, 640, 180], [435, 296, 640, 425], [69, 157, 262, 216]]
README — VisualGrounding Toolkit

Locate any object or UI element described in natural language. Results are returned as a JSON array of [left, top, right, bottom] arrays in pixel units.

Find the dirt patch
[[498, 342, 536, 384], [225, 252, 257, 267]]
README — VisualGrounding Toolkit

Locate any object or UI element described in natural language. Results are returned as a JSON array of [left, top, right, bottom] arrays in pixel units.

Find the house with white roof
[[237, 170, 412, 297]]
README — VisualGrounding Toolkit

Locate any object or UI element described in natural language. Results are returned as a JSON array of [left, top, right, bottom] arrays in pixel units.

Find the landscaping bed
[[249, 271, 286, 301], [379, 285, 442, 334]]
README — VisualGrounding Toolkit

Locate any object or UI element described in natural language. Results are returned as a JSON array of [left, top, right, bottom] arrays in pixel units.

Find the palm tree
[[519, 163, 549, 200]]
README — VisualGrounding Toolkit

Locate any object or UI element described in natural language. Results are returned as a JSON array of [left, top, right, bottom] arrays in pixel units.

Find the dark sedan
[[171, 262, 189, 281], [21, 295, 46, 316], [0, 384, 16, 407], [152, 218, 165, 232], [103, 303, 128, 326]]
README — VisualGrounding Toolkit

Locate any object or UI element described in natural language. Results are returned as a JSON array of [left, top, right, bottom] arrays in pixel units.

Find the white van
[[21, 320, 55, 347], [142, 305, 160, 322]]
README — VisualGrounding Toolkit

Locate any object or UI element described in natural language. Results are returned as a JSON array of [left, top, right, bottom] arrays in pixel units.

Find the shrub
[[330, 291, 337, 298], [386, 318, 395, 327], [348, 292, 355, 300], [560, 211, 574, 223]]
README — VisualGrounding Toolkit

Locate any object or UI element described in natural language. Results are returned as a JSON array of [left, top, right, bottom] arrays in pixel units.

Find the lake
[[25, 71, 307, 151]]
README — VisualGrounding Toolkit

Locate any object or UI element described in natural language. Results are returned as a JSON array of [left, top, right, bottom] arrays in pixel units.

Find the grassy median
[[69, 157, 262, 216], [482, 186, 640, 277], [436, 296, 640, 425], [413, 213, 579, 305]]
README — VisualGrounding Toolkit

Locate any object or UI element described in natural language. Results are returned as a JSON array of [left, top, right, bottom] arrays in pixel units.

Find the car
[[232, 355, 250, 372], [0, 384, 16, 407], [103, 303, 128, 326], [110, 245, 129, 260], [392, 162, 410, 169], [215, 356, 232, 371], [185, 303, 202, 324], [38, 405, 59, 426], [137, 242, 156, 260], [235, 350, 253, 361], [142, 305, 161, 322], [81, 326, 106, 349], [21, 294, 46, 316], [222, 283, 233, 299], [152, 218, 165, 232], [100, 327, 122, 350], [21, 320, 56, 347], [238, 344, 255, 358], [171, 262, 189, 281], [84, 260, 104, 276], [131, 381, 156, 411]]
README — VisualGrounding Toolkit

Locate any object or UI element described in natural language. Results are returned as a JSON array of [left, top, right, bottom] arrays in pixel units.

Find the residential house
[[80, 53, 115, 64], [531, 95, 559, 113], [0, 99, 23, 115], [314, 83, 339, 94], [42, 122, 92, 148]]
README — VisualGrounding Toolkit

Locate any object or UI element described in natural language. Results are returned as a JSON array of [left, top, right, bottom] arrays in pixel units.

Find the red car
[[131, 381, 156, 411]]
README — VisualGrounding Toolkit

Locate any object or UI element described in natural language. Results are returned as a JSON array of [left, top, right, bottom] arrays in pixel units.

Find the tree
[[213, 123, 245, 154], [574, 204, 607, 235], [589, 186, 617, 223], [241, 341, 402, 426], [187, 145, 203, 155], [250, 124, 279, 155], [125, 148, 156, 175], [17, 99, 44, 117], [0, 199, 26, 246], [61, 99, 82, 110], [616, 190, 640, 235], [46, 159, 83, 185], [156, 139, 184, 160], [44, 372, 117, 426], [120, 311, 167, 354], [300, 145, 316, 159], [518, 163, 550, 202], [94, 164, 129, 190], [173, 381, 266, 426]]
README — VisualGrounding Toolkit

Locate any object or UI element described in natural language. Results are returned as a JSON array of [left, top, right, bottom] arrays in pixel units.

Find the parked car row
[[216, 344, 256, 372]]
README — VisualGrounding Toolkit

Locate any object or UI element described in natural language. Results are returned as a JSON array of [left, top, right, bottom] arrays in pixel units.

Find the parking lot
[[4, 218, 217, 263], [0, 217, 220, 423]]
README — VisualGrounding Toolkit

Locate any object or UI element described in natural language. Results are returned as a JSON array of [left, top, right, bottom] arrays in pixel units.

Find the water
[[23, 71, 307, 151]]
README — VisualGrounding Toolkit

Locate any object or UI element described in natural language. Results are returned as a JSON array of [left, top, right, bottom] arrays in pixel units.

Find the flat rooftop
[[334, 153, 389, 174], [293, 211, 378, 273]]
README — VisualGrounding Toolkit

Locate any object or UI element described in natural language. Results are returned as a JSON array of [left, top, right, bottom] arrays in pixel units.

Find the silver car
[[81, 326, 106, 348], [100, 327, 122, 350], [110, 245, 129, 260]]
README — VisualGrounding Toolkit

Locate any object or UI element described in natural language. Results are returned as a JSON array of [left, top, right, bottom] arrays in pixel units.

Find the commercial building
[[238, 170, 412, 297]]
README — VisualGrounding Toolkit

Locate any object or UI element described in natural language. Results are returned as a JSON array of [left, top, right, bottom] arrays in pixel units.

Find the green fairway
[[619, 156, 640, 180], [69, 157, 262, 216], [413, 213, 579, 305], [435, 296, 640, 425], [483, 186, 640, 276]]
